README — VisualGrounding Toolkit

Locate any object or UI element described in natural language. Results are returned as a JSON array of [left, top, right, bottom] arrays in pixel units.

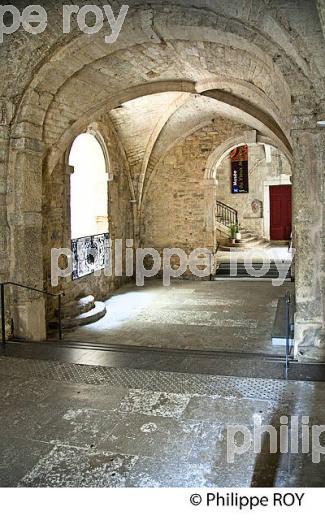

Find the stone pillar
[[0, 99, 14, 284], [0, 126, 9, 284], [43, 161, 74, 312], [8, 134, 47, 341], [48, 161, 74, 251], [292, 114, 325, 361], [203, 178, 218, 249]]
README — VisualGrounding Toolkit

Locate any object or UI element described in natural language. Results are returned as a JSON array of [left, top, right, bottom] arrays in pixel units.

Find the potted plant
[[235, 223, 241, 242], [229, 224, 237, 244]]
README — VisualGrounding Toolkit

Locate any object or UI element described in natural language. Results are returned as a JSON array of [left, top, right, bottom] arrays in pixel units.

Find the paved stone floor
[[1, 355, 325, 487], [63, 280, 293, 355]]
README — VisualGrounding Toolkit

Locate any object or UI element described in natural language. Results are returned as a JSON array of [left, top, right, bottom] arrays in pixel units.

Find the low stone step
[[215, 262, 292, 279], [219, 240, 270, 251], [237, 236, 260, 244], [217, 265, 291, 272], [57, 295, 95, 319], [61, 301, 107, 329]]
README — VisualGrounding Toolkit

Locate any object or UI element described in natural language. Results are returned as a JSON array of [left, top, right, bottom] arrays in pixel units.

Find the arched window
[[69, 133, 110, 280], [69, 133, 108, 239]]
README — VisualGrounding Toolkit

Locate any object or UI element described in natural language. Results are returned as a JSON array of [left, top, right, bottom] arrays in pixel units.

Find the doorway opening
[[270, 185, 292, 241]]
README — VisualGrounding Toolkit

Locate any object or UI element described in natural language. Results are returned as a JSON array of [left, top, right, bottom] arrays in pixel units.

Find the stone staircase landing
[[218, 228, 270, 252]]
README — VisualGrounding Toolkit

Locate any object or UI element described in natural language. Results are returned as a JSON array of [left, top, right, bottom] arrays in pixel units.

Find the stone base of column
[[295, 320, 325, 362], [12, 298, 46, 342]]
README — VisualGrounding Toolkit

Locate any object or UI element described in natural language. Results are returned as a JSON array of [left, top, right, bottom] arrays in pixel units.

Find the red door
[[270, 185, 292, 240]]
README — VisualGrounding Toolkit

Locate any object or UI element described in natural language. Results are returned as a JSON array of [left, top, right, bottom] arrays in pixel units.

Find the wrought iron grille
[[71, 233, 110, 280]]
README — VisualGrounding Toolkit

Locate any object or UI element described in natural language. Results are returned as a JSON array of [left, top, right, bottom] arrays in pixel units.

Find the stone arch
[[36, 116, 135, 338], [75, 124, 111, 178], [44, 80, 197, 177], [139, 92, 293, 211], [204, 131, 293, 181], [204, 132, 294, 242]]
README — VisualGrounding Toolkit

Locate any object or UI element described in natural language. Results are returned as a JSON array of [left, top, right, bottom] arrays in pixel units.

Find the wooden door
[[270, 185, 292, 240]]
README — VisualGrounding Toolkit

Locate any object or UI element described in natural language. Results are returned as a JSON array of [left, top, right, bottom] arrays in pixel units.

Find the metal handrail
[[285, 291, 294, 377], [216, 200, 238, 228], [0, 282, 64, 346], [216, 200, 238, 213]]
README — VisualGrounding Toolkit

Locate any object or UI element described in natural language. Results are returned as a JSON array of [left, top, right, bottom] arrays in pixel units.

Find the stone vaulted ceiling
[[2, 0, 325, 206]]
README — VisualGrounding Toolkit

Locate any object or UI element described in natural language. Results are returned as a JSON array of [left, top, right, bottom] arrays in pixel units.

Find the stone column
[[292, 112, 325, 361], [8, 134, 47, 341], [203, 178, 218, 250], [0, 118, 9, 284], [0, 99, 15, 284], [43, 161, 74, 312], [48, 161, 74, 250]]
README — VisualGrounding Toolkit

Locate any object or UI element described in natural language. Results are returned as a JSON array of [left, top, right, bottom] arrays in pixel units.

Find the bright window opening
[[69, 133, 108, 239]]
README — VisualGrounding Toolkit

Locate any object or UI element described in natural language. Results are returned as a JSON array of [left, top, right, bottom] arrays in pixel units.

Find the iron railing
[[72, 232, 110, 280], [216, 200, 238, 228], [285, 291, 294, 377], [0, 282, 63, 346]]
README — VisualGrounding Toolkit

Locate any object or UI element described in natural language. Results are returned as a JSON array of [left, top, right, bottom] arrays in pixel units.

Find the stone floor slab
[[19, 446, 138, 488], [98, 413, 201, 459]]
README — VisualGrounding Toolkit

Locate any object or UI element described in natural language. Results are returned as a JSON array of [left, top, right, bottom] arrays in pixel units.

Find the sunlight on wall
[[69, 133, 108, 239]]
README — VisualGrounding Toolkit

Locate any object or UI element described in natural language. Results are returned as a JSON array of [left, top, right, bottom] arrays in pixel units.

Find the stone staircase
[[50, 295, 107, 330], [215, 200, 269, 251], [218, 228, 270, 251], [215, 260, 292, 280]]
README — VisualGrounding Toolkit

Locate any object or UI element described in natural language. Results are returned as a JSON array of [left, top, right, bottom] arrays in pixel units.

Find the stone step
[[215, 272, 291, 279], [61, 301, 107, 329], [216, 220, 270, 251], [215, 262, 292, 279], [218, 240, 270, 251], [57, 295, 95, 319], [237, 236, 260, 244], [50, 301, 107, 330], [218, 261, 291, 268]]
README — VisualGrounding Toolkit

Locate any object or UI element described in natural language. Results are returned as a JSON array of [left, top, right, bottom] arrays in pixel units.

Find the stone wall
[[141, 118, 251, 252]]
